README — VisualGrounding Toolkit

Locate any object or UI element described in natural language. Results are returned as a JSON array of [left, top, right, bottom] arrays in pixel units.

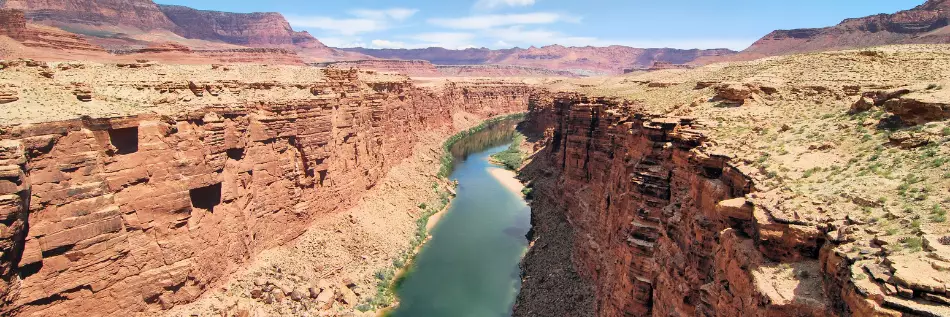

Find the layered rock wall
[[515, 95, 928, 316], [0, 0, 177, 30], [0, 9, 105, 52], [157, 5, 326, 48], [0, 68, 535, 316]]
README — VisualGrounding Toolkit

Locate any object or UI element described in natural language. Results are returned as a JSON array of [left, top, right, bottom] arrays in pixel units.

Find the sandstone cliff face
[[0, 66, 535, 316], [0, 9, 105, 52], [515, 95, 946, 316], [157, 5, 326, 49], [0, 0, 176, 30]]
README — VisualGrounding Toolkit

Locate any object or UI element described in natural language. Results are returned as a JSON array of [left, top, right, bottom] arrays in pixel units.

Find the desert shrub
[[491, 133, 525, 170]]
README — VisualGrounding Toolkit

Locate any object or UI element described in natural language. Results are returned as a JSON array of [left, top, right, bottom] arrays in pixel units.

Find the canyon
[[0, 0, 949, 316], [0, 61, 536, 316], [513, 45, 950, 316], [1, 43, 949, 317]]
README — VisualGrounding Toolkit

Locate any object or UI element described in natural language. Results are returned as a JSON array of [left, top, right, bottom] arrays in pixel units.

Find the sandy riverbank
[[426, 201, 452, 232], [487, 166, 525, 195]]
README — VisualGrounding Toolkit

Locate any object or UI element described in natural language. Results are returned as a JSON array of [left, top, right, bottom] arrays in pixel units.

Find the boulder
[[849, 96, 875, 113], [888, 131, 931, 149], [715, 198, 753, 221], [338, 283, 358, 305], [271, 289, 285, 302], [188, 81, 204, 97], [315, 288, 335, 304], [883, 94, 950, 125], [716, 83, 755, 103], [290, 288, 305, 301]]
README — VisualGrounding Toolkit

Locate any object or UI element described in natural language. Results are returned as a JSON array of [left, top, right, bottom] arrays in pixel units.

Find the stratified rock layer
[[0, 67, 535, 316], [0, 0, 177, 30], [157, 5, 327, 48], [515, 94, 948, 316]]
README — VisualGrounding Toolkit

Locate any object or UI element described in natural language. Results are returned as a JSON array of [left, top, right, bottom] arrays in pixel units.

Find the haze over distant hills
[[0, 0, 949, 75]]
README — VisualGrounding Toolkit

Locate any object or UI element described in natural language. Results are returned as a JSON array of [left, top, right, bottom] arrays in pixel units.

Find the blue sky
[[155, 0, 925, 50]]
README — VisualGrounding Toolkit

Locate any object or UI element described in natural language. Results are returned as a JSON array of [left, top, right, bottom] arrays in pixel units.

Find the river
[[390, 120, 531, 317]]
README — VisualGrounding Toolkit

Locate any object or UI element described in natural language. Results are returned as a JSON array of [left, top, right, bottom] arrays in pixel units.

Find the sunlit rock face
[[0, 66, 536, 316]]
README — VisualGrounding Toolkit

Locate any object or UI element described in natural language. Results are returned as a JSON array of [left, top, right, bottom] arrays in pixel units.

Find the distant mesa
[[701, 0, 950, 63]]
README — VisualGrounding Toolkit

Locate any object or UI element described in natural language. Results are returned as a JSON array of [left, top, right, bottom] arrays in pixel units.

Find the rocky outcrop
[[0, 9, 105, 52], [848, 84, 950, 125], [315, 60, 440, 77], [157, 5, 327, 48], [0, 9, 29, 39], [0, 0, 177, 30], [0, 68, 536, 316], [515, 94, 945, 316]]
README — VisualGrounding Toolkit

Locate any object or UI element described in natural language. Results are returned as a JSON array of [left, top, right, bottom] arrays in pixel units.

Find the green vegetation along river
[[390, 119, 530, 317]]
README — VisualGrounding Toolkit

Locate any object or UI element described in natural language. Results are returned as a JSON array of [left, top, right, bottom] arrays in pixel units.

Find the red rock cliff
[[0, 67, 536, 316], [0, 0, 176, 30], [157, 4, 327, 48], [514, 95, 945, 316]]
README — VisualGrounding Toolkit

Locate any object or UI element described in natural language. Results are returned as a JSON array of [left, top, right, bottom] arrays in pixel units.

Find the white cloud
[[410, 32, 476, 44], [428, 12, 576, 29], [318, 36, 368, 48], [477, 26, 754, 50], [410, 32, 478, 49], [350, 8, 418, 21], [286, 7, 418, 36], [286, 16, 387, 35], [482, 26, 596, 46], [362, 33, 477, 50], [370, 39, 408, 49], [474, 0, 536, 9]]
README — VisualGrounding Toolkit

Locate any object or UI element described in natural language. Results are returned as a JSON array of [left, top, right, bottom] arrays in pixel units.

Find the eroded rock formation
[[157, 5, 328, 49], [0, 0, 177, 31], [0, 66, 536, 316], [515, 94, 950, 316], [0, 9, 105, 52]]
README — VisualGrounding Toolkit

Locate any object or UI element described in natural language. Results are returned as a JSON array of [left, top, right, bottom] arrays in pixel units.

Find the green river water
[[390, 120, 531, 317]]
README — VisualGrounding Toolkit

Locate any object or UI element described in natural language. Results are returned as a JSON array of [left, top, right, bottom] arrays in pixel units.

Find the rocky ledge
[[514, 93, 950, 316]]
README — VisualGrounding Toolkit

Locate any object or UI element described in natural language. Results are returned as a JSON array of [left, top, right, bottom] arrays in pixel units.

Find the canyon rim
[[1, 0, 950, 316]]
